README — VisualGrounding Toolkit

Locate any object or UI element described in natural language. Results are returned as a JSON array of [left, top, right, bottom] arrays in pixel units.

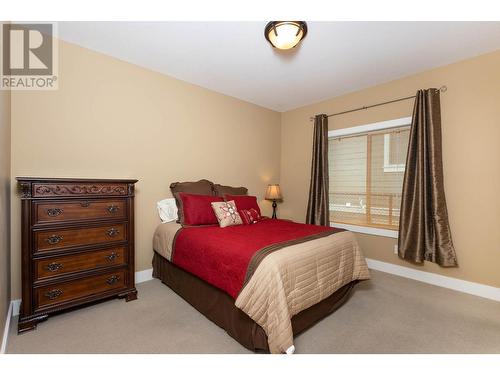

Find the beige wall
[[8, 39, 500, 300], [10, 40, 281, 299], [281, 50, 500, 288], [0, 82, 11, 333]]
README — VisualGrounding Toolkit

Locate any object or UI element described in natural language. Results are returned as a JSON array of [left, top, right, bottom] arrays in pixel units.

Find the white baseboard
[[366, 258, 500, 302], [10, 268, 154, 318], [135, 268, 153, 284], [11, 300, 20, 317], [1, 300, 14, 354]]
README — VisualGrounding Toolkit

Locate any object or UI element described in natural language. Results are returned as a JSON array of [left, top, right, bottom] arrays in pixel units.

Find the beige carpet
[[7, 270, 500, 354]]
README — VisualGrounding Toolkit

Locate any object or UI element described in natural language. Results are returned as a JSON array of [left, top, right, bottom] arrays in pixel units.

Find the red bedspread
[[172, 219, 335, 299]]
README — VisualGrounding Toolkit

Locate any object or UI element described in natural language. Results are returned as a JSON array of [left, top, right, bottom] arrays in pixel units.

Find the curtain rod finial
[[440, 85, 447, 93]]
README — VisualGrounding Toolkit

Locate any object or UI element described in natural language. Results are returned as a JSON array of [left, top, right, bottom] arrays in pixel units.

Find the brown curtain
[[398, 89, 458, 266], [306, 114, 330, 226]]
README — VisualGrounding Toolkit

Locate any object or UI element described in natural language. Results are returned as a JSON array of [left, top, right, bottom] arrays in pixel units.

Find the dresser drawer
[[35, 246, 127, 281], [35, 223, 127, 252], [35, 269, 127, 309], [34, 199, 126, 224]]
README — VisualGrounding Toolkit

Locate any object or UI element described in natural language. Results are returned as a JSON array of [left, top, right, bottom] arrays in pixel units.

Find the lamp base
[[272, 200, 277, 219]]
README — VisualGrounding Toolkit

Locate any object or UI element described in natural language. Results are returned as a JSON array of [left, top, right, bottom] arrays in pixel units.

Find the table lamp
[[265, 184, 283, 219]]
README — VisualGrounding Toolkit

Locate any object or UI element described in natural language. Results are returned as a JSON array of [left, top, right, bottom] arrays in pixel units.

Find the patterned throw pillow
[[240, 208, 261, 225], [211, 200, 243, 228]]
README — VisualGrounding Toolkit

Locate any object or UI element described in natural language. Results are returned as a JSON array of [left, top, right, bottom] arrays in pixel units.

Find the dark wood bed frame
[[152, 251, 358, 352]]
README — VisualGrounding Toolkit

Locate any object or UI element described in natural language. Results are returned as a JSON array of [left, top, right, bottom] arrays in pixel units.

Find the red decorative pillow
[[178, 192, 223, 226], [239, 208, 262, 225], [225, 195, 261, 216]]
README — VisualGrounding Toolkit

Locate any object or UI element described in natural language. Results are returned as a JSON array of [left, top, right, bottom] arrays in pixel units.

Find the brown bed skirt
[[152, 251, 357, 352]]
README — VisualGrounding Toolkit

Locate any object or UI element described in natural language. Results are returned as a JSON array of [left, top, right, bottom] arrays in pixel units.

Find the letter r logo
[[2, 24, 53, 75]]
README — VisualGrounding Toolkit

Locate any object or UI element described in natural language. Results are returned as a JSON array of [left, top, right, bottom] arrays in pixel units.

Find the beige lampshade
[[265, 184, 283, 201]]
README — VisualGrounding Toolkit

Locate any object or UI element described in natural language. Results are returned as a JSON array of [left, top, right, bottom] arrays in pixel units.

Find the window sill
[[330, 222, 398, 238]]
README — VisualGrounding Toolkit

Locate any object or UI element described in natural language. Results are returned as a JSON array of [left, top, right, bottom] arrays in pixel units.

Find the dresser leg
[[119, 289, 138, 302], [18, 314, 49, 334]]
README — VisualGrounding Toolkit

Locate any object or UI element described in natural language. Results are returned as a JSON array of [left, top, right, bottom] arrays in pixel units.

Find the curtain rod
[[309, 85, 447, 122]]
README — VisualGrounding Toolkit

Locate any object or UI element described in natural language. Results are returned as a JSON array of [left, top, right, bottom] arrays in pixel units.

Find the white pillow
[[157, 198, 178, 223]]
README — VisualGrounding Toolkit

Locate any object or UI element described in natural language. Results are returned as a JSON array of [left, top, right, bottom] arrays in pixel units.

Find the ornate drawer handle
[[44, 289, 63, 300], [45, 262, 63, 272], [106, 275, 120, 285], [46, 235, 63, 245], [47, 208, 63, 217], [107, 205, 120, 213], [80, 201, 90, 208], [105, 252, 119, 261], [106, 228, 119, 237]]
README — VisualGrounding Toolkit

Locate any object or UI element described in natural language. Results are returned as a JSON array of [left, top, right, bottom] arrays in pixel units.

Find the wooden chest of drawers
[[17, 177, 138, 333]]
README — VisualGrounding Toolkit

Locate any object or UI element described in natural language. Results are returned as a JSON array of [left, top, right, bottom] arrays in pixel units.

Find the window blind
[[328, 126, 410, 230]]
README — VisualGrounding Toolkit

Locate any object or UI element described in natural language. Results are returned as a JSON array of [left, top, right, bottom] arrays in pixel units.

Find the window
[[328, 117, 411, 235], [383, 133, 407, 172]]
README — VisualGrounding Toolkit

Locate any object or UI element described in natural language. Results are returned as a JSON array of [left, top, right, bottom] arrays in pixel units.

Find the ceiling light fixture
[[264, 21, 308, 50]]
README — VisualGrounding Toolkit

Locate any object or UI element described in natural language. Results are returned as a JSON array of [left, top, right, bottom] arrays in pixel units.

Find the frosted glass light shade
[[265, 21, 307, 50]]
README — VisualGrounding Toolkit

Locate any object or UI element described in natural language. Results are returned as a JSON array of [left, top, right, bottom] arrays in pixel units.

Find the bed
[[152, 218, 370, 353]]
